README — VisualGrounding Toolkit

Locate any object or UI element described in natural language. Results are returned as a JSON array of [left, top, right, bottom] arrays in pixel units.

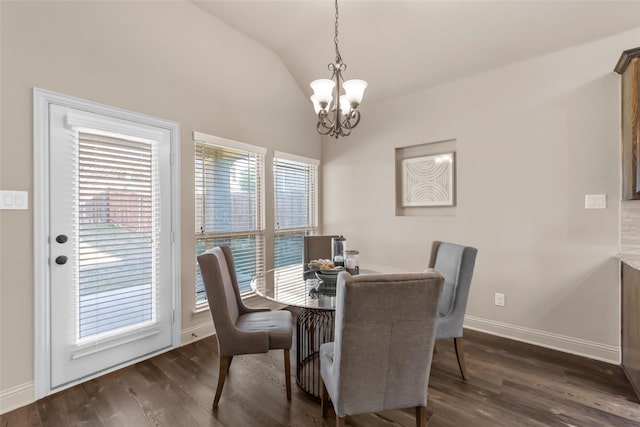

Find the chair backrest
[[304, 235, 338, 263], [197, 246, 244, 353], [330, 271, 443, 416], [428, 241, 477, 318]]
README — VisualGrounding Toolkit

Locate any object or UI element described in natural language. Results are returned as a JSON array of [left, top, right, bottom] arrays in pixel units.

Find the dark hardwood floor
[[3, 328, 639, 426]]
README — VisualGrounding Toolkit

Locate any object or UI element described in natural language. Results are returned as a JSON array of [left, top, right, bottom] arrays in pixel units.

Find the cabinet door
[[618, 51, 640, 200], [621, 262, 640, 400]]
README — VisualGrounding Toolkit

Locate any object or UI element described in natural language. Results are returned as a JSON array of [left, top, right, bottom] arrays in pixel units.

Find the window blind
[[195, 133, 265, 301], [77, 133, 159, 341], [274, 154, 319, 268]]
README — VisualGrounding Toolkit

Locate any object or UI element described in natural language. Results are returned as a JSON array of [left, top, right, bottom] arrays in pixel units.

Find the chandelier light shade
[[310, 0, 367, 139]]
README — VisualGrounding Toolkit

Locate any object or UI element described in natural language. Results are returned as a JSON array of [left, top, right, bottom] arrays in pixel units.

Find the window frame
[[273, 151, 320, 268], [194, 132, 266, 306]]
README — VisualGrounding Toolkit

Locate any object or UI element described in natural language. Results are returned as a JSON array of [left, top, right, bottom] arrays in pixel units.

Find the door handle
[[55, 255, 68, 265], [56, 234, 68, 244]]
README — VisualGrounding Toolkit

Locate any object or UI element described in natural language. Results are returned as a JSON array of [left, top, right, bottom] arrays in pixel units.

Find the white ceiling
[[194, 0, 640, 104]]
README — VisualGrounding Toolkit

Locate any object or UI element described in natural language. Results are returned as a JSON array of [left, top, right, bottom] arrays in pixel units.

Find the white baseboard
[[464, 315, 620, 364], [0, 381, 34, 415], [181, 321, 215, 346]]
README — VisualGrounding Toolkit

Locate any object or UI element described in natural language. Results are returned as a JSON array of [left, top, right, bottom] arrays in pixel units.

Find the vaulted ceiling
[[195, 1, 640, 104]]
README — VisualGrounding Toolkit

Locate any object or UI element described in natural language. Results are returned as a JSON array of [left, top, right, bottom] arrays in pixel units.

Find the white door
[[39, 97, 179, 392]]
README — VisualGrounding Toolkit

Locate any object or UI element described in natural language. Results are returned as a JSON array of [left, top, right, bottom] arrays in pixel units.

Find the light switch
[[584, 194, 606, 209], [0, 190, 29, 210]]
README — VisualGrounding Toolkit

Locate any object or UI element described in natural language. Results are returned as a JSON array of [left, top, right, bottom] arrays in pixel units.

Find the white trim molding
[[181, 322, 215, 346], [0, 382, 34, 415], [193, 131, 267, 155], [464, 315, 620, 364], [274, 150, 320, 166]]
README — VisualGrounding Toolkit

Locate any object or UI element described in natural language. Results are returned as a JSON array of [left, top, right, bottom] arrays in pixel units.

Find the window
[[274, 152, 319, 268], [77, 133, 157, 339], [194, 132, 265, 301]]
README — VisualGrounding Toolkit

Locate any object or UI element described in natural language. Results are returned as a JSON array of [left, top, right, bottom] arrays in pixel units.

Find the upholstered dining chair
[[428, 241, 478, 381], [197, 246, 292, 408], [304, 235, 338, 263], [320, 271, 444, 427], [303, 235, 338, 278]]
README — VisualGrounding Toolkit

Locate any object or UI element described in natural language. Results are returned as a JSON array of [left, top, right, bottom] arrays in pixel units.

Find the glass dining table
[[251, 262, 409, 399], [251, 263, 336, 399]]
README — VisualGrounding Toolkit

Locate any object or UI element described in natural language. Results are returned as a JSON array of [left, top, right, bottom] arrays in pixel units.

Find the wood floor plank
[[213, 392, 285, 427], [117, 360, 217, 426], [36, 390, 76, 427], [0, 403, 41, 427], [3, 328, 639, 427], [501, 379, 640, 427], [288, 411, 333, 427], [82, 370, 155, 427], [150, 349, 219, 412]]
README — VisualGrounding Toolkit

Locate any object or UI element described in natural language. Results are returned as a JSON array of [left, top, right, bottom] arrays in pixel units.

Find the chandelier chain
[[334, 0, 342, 64]]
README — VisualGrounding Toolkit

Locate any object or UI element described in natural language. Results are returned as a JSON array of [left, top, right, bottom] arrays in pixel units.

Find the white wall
[[0, 0, 319, 412], [323, 28, 640, 363]]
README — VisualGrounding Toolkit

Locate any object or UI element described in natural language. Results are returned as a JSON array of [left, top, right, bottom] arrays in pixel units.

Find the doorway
[[33, 89, 181, 397]]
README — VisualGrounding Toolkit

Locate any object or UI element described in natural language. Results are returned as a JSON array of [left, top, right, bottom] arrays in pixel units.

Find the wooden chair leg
[[454, 337, 470, 381], [336, 416, 346, 427], [227, 355, 233, 373], [321, 379, 329, 418], [416, 406, 427, 427], [283, 348, 291, 400], [213, 356, 230, 408]]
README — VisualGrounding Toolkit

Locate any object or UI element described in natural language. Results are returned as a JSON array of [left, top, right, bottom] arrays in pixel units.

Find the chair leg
[[227, 355, 233, 373], [283, 349, 291, 400], [454, 337, 470, 381], [213, 356, 231, 408], [336, 416, 346, 427], [321, 379, 329, 418], [416, 406, 427, 427]]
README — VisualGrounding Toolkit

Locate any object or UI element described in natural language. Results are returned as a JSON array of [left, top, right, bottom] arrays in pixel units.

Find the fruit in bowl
[[308, 259, 334, 270]]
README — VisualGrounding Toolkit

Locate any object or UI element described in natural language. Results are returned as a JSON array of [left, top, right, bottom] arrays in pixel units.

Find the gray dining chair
[[304, 235, 338, 263], [428, 240, 478, 381], [197, 246, 292, 408], [320, 271, 444, 427], [303, 235, 338, 278]]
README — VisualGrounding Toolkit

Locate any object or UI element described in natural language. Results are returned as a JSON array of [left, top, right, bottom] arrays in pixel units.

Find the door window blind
[[77, 133, 159, 341], [274, 153, 319, 268], [195, 133, 265, 301]]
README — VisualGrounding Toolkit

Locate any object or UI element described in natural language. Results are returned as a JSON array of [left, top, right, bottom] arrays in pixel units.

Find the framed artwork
[[401, 152, 455, 207]]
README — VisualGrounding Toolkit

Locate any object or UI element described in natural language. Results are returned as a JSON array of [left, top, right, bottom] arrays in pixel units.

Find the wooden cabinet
[[615, 48, 640, 200], [622, 262, 640, 400]]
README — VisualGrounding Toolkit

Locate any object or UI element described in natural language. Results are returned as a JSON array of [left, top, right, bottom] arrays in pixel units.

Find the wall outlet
[[495, 292, 505, 307]]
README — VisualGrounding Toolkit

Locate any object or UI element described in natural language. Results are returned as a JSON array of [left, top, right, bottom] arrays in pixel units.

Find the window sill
[[192, 303, 210, 315]]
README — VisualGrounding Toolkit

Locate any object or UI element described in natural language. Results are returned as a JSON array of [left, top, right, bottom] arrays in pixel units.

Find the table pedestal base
[[296, 308, 335, 399]]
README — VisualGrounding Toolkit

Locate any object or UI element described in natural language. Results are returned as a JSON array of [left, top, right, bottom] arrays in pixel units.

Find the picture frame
[[401, 152, 455, 207]]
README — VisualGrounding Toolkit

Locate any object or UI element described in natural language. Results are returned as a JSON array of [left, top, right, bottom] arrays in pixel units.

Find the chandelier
[[310, 0, 367, 139]]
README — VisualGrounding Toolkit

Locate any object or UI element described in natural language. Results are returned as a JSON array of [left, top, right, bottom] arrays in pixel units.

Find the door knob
[[56, 234, 68, 244], [55, 255, 68, 265]]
